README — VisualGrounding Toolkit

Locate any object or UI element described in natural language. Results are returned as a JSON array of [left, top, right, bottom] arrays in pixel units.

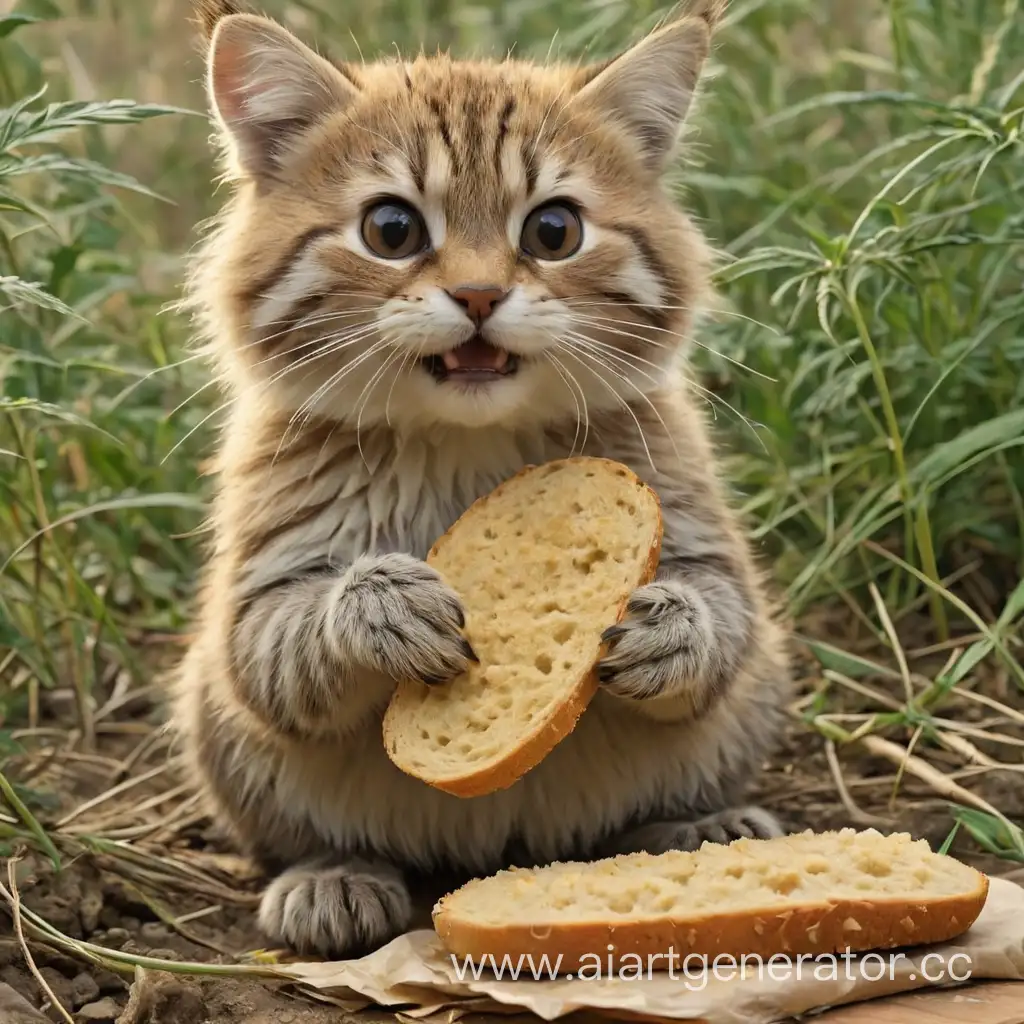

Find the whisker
[[251, 323, 380, 373], [266, 318, 408, 453], [553, 342, 658, 471], [561, 334, 682, 464], [529, 79, 574, 167], [570, 300, 782, 338], [567, 312, 776, 382], [566, 330, 766, 451], [543, 348, 588, 456], [568, 320, 674, 353], [355, 343, 407, 468], [251, 308, 378, 351], [241, 303, 385, 367], [163, 314, 382, 426], [109, 350, 212, 411], [564, 330, 669, 376], [284, 332, 392, 426], [384, 347, 416, 429], [280, 338, 394, 454]]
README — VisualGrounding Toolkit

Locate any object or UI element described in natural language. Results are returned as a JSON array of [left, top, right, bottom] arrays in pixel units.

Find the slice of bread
[[433, 829, 990, 970], [382, 457, 662, 798]]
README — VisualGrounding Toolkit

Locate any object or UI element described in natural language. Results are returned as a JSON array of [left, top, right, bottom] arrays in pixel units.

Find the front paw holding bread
[[328, 552, 475, 686], [597, 579, 716, 706]]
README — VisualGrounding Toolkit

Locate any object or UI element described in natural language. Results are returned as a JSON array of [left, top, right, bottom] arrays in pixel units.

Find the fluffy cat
[[172, 0, 793, 958]]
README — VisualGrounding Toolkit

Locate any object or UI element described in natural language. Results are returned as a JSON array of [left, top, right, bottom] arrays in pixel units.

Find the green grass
[[2, 0, 1023, 861]]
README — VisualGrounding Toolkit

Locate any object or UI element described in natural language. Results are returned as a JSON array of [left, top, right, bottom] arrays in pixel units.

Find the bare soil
[[3, 636, 1022, 1024]]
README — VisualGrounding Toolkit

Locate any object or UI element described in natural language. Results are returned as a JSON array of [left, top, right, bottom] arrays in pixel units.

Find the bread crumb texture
[[384, 458, 661, 789], [433, 829, 990, 964], [439, 829, 981, 923]]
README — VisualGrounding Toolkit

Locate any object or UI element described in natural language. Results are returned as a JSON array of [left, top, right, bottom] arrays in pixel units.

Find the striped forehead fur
[[185, 1, 724, 433]]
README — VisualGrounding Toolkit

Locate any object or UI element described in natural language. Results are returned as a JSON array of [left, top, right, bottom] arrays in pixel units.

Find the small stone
[[26, 898, 81, 939], [75, 997, 120, 1023], [80, 890, 104, 935], [100, 928, 129, 948], [0, 981, 53, 1023], [94, 971, 125, 997], [38, 968, 73, 1013], [96, 908, 121, 931], [70, 973, 100, 1009], [144, 948, 182, 962], [139, 923, 169, 944], [31, 946, 81, 977], [147, 978, 204, 1023]]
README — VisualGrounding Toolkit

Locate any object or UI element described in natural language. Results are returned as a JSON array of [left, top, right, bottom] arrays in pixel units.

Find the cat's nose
[[446, 285, 509, 325]]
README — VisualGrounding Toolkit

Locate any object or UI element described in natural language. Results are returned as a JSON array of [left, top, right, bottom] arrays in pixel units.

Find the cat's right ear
[[205, 13, 359, 177], [570, 0, 725, 173]]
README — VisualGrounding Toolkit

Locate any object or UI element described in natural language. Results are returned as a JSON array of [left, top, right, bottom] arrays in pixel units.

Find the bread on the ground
[[383, 457, 662, 798], [433, 829, 989, 969]]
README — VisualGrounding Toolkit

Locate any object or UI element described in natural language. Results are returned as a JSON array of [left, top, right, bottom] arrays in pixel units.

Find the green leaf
[[0, 187, 48, 219], [802, 638, 900, 679], [942, 640, 994, 687], [764, 91, 999, 129], [0, 769, 60, 870], [0, 396, 112, 433], [0, 276, 83, 319], [0, 97, 195, 152], [0, 153, 168, 200], [910, 409, 1024, 492], [950, 806, 1024, 863], [997, 579, 1024, 630], [938, 820, 962, 855], [0, 12, 42, 38], [1, 493, 207, 575]]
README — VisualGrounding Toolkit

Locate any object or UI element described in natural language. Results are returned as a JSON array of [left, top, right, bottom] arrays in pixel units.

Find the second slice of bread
[[433, 829, 990, 970], [383, 457, 662, 797]]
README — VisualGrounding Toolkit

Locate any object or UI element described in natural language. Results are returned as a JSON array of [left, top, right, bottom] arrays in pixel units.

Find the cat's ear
[[205, 13, 358, 176], [572, 0, 724, 171]]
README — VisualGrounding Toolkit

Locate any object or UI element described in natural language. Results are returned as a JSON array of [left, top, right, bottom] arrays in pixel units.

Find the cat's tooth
[[493, 349, 510, 370], [442, 350, 461, 371]]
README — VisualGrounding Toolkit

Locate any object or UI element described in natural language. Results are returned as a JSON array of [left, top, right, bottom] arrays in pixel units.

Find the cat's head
[[190, 0, 722, 432]]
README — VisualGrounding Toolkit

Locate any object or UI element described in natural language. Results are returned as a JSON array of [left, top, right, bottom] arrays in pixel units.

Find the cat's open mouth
[[424, 336, 520, 383]]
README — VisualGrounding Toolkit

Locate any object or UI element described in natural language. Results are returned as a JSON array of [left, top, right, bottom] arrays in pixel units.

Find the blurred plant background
[[2, 0, 1024, 917]]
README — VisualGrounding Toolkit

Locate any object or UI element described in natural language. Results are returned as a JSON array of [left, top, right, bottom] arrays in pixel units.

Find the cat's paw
[[329, 552, 474, 685], [602, 806, 784, 856], [258, 859, 412, 958], [597, 579, 715, 703]]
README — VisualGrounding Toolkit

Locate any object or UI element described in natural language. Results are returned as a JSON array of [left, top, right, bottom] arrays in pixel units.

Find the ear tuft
[[206, 14, 358, 177], [193, 0, 246, 44], [572, 0, 726, 172]]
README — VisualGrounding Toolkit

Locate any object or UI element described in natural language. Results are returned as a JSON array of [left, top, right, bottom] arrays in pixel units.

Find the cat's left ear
[[205, 13, 359, 177], [572, 0, 725, 172]]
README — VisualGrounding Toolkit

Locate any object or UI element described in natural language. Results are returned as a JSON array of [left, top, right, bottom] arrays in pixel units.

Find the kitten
[[172, 0, 793, 959]]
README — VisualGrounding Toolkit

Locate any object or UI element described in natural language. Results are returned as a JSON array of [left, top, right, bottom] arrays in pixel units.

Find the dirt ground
[[3, 642, 1023, 1024]]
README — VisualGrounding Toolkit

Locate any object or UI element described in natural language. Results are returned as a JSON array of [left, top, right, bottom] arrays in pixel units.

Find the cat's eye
[[520, 203, 583, 261], [360, 200, 428, 259]]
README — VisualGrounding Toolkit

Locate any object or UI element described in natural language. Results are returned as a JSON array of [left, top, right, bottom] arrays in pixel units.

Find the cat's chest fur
[[238, 422, 573, 582], [363, 427, 564, 556]]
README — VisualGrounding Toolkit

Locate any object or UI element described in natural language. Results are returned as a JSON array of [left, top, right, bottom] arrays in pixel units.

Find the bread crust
[[433, 874, 990, 971], [382, 457, 663, 798]]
